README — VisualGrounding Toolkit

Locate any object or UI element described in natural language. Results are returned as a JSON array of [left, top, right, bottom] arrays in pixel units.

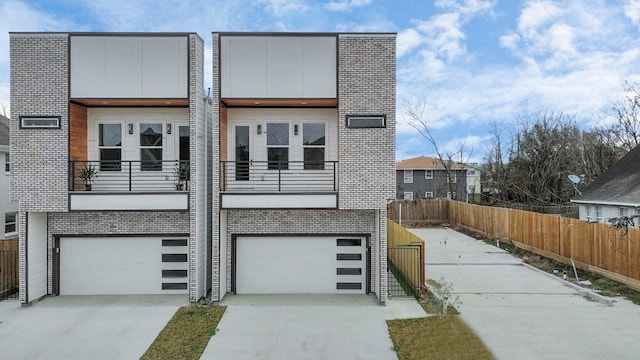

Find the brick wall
[[10, 33, 69, 211], [337, 34, 396, 210]]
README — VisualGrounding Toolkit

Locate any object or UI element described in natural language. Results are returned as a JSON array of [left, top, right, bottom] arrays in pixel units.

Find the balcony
[[68, 160, 189, 211], [220, 161, 338, 209]]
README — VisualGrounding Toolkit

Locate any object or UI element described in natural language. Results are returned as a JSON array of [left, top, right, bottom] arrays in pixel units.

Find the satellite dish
[[568, 174, 582, 196], [568, 175, 581, 184]]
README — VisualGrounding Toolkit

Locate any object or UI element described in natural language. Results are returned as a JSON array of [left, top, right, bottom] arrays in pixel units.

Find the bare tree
[[403, 101, 471, 201], [610, 81, 640, 151]]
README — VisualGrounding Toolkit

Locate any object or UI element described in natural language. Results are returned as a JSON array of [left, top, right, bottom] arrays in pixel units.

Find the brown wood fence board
[[388, 199, 640, 291]]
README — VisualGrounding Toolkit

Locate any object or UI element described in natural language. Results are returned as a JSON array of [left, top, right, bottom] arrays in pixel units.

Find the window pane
[[100, 149, 121, 171], [5, 153, 9, 172], [179, 126, 190, 162], [303, 123, 325, 145], [304, 148, 325, 170], [235, 126, 250, 181], [141, 148, 163, 171], [99, 124, 122, 146], [140, 124, 163, 146], [5, 212, 16, 234], [268, 148, 288, 170], [267, 123, 289, 145]]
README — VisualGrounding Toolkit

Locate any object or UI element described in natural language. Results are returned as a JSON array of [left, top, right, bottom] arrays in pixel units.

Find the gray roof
[[0, 115, 9, 146], [572, 145, 640, 206]]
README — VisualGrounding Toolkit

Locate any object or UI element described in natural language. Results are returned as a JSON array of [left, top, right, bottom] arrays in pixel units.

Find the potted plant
[[79, 163, 98, 191], [173, 162, 190, 191]]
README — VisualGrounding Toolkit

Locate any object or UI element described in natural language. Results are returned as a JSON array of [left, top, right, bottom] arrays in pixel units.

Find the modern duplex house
[[211, 33, 395, 302], [1, 115, 18, 241], [396, 156, 469, 201], [10, 31, 395, 304], [11, 32, 210, 304]]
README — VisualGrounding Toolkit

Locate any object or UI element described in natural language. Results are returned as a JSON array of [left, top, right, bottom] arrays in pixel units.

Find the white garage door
[[235, 236, 367, 294], [59, 237, 188, 295]]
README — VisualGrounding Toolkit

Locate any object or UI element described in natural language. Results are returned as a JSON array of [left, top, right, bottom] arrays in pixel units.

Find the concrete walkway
[[411, 227, 640, 360], [0, 295, 186, 360], [201, 294, 425, 360]]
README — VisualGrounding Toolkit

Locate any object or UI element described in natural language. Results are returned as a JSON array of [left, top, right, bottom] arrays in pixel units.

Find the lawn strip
[[387, 315, 495, 360], [141, 305, 226, 360]]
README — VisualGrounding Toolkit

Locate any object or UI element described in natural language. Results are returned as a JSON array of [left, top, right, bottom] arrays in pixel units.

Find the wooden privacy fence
[[0, 239, 18, 300], [389, 199, 640, 292], [387, 219, 425, 296]]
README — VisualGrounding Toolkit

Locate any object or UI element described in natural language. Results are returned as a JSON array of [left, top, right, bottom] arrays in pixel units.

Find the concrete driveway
[[0, 295, 186, 360], [201, 294, 415, 360], [412, 227, 640, 360]]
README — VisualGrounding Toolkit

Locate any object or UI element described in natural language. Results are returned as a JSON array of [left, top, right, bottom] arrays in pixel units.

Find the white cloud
[[254, 0, 309, 16], [324, 0, 372, 12], [625, 0, 640, 26], [397, 28, 423, 58]]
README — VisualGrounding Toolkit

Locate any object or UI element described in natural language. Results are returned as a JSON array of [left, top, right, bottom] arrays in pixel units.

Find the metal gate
[[387, 244, 425, 298], [0, 248, 18, 300]]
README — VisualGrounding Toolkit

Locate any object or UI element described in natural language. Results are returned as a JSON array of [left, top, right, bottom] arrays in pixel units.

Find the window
[[404, 192, 414, 200], [140, 123, 163, 171], [346, 115, 385, 128], [4, 212, 16, 234], [447, 192, 457, 200], [425, 192, 433, 199], [303, 123, 325, 170], [619, 207, 628, 217], [4, 153, 9, 173], [596, 206, 603, 222], [20, 116, 60, 128], [447, 172, 457, 183], [99, 123, 122, 171], [468, 170, 476, 175], [425, 170, 433, 179], [586, 206, 592, 222], [403, 170, 413, 183], [266, 123, 289, 170]]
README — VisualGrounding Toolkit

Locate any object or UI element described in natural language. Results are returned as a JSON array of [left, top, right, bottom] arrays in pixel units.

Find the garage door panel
[[60, 237, 188, 295], [236, 236, 366, 294]]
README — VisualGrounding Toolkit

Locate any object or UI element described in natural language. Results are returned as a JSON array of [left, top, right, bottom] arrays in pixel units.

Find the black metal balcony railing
[[221, 161, 338, 192], [69, 160, 190, 192]]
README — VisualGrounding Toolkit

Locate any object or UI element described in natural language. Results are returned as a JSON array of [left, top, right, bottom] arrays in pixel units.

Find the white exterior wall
[[221, 36, 336, 98], [578, 203, 639, 223], [0, 145, 18, 240], [86, 108, 188, 162], [70, 36, 188, 98], [26, 212, 47, 302]]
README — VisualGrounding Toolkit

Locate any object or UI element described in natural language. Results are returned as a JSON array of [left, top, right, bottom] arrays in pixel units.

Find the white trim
[[403, 170, 413, 183], [572, 199, 640, 207], [221, 193, 337, 209]]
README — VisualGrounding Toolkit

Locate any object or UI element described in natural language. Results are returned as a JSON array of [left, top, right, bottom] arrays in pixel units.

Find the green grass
[[141, 305, 226, 360], [387, 315, 494, 360]]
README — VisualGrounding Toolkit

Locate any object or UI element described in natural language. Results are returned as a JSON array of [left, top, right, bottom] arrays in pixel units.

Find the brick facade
[[337, 34, 396, 210], [10, 33, 69, 212]]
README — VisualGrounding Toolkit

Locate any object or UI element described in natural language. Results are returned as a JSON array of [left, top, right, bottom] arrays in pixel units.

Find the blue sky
[[2, 0, 640, 163]]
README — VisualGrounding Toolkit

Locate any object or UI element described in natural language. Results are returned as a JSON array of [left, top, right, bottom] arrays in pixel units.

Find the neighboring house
[[11, 31, 396, 304], [571, 145, 640, 223], [466, 163, 481, 202], [396, 156, 469, 201], [0, 115, 18, 241]]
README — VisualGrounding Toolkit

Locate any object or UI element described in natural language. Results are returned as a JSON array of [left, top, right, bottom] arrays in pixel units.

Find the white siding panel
[[105, 37, 143, 97], [27, 212, 48, 302], [142, 37, 188, 98], [221, 35, 336, 99], [71, 36, 188, 99], [70, 37, 106, 98], [303, 37, 337, 98], [224, 36, 267, 98], [219, 210, 228, 298], [266, 37, 303, 97]]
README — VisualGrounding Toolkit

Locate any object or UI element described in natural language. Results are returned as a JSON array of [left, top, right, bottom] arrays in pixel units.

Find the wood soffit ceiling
[[221, 98, 337, 108], [71, 98, 189, 107]]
